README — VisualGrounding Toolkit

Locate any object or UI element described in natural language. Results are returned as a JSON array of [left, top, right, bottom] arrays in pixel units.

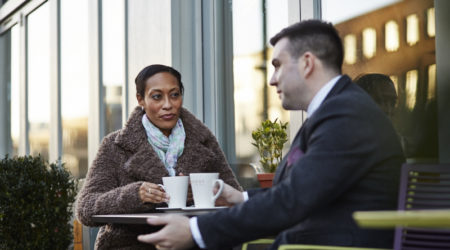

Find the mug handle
[[157, 184, 169, 204], [158, 184, 166, 191], [211, 179, 224, 202]]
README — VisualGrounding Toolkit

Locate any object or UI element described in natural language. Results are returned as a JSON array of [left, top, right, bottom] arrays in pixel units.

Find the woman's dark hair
[[135, 64, 184, 97]]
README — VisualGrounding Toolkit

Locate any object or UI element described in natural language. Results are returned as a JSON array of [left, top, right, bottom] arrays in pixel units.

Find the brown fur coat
[[76, 106, 241, 249]]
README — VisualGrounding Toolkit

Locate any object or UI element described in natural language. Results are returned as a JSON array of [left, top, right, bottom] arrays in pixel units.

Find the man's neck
[[306, 74, 341, 116], [305, 70, 340, 107]]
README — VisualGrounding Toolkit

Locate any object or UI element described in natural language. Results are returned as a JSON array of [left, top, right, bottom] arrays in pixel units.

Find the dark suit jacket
[[197, 75, 405, 249]]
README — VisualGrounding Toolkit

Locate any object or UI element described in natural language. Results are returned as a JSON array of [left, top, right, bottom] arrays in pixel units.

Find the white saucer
[[156, 207, 183, 211], [181, 206, 227, 211]]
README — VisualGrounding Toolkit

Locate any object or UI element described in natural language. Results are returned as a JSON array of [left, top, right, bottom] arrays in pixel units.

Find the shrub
[[252, 119, 288, 173], [0, 155, 77, 250]]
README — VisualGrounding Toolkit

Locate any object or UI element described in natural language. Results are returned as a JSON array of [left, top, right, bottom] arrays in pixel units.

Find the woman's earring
[[141, 106, 144, 111]]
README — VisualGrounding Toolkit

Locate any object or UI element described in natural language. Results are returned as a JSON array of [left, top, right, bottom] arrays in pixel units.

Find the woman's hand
[[214, 183, 244, 207], [139, 182, 169, 204]]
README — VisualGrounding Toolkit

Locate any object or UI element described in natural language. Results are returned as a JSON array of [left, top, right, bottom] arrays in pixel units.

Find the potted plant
[[251, 118, 288, 187], [0, 155, 78, 249]]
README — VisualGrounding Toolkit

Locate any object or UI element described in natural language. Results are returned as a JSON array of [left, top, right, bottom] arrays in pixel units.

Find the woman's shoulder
[[180, 108, 214, 142], [98, 130, 123, 150]]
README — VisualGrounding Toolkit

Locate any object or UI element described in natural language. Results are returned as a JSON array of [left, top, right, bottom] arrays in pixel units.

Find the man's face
[[269, 37, 307, 111]]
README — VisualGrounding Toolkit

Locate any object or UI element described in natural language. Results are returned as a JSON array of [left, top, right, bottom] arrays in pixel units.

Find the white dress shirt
[[189, 75, 342, 248]]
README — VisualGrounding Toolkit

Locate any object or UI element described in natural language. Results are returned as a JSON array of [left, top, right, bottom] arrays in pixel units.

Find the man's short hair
[[270, 19, 343, 73]]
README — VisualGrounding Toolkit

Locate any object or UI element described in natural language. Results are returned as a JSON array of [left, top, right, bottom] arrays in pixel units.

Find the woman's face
[[137, 72, 183, 137]]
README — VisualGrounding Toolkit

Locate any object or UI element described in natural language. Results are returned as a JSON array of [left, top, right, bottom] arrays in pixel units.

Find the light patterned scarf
[[142, 115, 185, 176]]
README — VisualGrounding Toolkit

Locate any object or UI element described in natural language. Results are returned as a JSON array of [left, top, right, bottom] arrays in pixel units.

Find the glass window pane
[[344, 34, 357, 64], [362, 28, 376, 59], [406, 14, 419, 46], [385, 20, 399, 52], [102, 0, 124, 134], [27, 3, 50, 161], [390, 75, 399, 94], [322, 0, 437, 159], [427, 64, 436, 101], [61, 0, 89, 178], [10, 25, 20, 155], [405, 69, 418, 110], [128, 0, 172, 109], [232, 0, 290, 164], [427, 8, 435, 37]]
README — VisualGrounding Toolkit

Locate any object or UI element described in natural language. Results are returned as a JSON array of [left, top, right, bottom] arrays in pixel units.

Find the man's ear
[[301, 52, 314, 78]]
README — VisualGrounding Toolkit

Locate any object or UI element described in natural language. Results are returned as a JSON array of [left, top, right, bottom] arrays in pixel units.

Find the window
[[405, 69, 418, 110], [10, 25, 20, 155], [27, 3, 50, 160], [390, 75, 399, 94], [406, 14, 419, 46], [427, 8, 435, 38], [344, 34, 357, 64], [102, 0, 125, 134], [385, 20, 399, 52], [128, 0, 172, 109], [61, 0, 89, 178], [232, 0, 289, 164], [362, 28, 376, 59], [427, 64, 436, 101], [322, 0, 438, 159]]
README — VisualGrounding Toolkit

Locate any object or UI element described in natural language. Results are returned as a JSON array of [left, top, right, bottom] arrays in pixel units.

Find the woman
[[76, 64, 241, 249]]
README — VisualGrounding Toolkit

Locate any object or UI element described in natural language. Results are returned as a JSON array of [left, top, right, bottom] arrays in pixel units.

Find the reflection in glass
[[427, 64, 436, 100], [427, 8, 435, 38], [27, 3, 50, 161], [61, 0, 89, 178], [344, 34, 357, 64], [10, 25, 20, 155], [128, 0, 172, 109], [405, 69, 418, 110], [362, 28, 376, 59], [323, 0, 437, 159], [102, 0, 124, 134], [232, 0, 289, 163], [390, 75, 398, 94], [406, 14, 419, 46], [385, 20, 399, 52]]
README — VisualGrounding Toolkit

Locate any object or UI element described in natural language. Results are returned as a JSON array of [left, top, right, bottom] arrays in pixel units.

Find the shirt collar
[[306, 75, 341, 117]]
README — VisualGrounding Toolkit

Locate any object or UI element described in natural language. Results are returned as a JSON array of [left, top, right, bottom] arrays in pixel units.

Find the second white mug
[[189, 173, 224, 208]]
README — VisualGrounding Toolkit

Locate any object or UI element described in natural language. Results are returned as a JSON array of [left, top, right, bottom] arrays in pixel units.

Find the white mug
[[189, 173, 224, 208], [160, 176, 189, 208]]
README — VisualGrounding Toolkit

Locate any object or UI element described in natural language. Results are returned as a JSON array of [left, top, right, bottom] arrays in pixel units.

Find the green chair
[[241, 238, 275, 250], [278, 245, 391, 250]]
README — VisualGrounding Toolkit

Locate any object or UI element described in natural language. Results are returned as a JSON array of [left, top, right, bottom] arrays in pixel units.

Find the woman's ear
[[136, 93, 144, 105]]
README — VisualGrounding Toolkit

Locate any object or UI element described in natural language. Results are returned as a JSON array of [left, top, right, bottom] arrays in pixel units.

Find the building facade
[[1, 0, 450, 182]]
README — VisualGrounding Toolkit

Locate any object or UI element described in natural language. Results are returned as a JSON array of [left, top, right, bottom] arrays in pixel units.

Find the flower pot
[[257, 173, 275, 188]]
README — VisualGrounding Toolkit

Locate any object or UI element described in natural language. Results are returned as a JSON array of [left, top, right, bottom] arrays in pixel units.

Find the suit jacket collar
[[274, 75, 353, 184]]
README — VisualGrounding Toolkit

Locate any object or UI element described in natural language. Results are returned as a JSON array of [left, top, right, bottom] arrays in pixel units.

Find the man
[[138, 20, 404, 250]]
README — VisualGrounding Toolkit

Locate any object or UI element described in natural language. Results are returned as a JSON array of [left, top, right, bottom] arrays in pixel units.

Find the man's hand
[[215, 183, 245, 207], [137, 215, 195, 250]]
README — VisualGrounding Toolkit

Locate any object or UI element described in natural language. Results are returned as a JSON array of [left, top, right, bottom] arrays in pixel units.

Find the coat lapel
[[273, 75, 352, 184], [115, 107, 219, 181], [273, 120, 307, 184]]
